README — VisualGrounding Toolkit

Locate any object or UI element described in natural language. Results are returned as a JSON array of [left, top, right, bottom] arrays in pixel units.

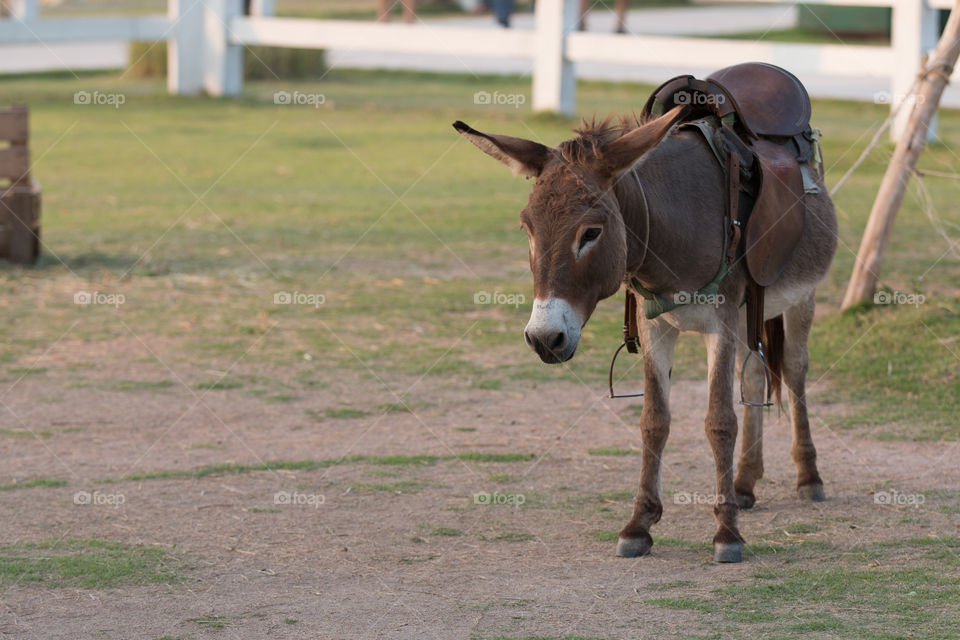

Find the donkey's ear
[[453, 121, 551, 178], [599, 106, 688, 178]]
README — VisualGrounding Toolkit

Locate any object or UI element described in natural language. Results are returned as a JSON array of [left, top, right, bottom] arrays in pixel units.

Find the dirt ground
[[1, 339, 959, 639]]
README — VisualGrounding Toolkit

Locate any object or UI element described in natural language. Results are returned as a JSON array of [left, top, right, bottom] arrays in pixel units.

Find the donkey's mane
[[556, 114, 643, 165]]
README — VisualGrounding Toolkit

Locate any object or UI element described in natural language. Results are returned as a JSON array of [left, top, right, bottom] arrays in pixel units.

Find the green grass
[[187, 614, 228, 629], [717, 27, 889, 46], [0, 66, 956, 444], [586, 447, 641, 456], [492, 532, 535, 542], [0, 538, 186, 588], [353, 479, 439, 493], [0, 477, 68, 491], [398, 554, 439, 564], [432, 526, 465, 537], [7, 367, 48, 376], [646, 538, 960, 639], [590, 530, 619, 543], [101, 451, 536, 483], [195, 378, 243, 391], [0, 428, 51, 439], [324, 407, 369, 419], [106, 379, 174, 391]]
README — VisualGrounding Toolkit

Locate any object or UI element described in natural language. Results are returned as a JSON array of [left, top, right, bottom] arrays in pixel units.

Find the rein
[[607, 168, 649, 399]]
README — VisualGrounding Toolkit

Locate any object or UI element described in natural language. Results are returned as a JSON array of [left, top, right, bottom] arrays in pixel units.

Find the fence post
[[250, 0, 275, 16], [532, 0, 576, 114], [167, 0, 204, 95], [204, 0, 243, 96], [7, 0, 38, 20], [891, 0, 939, 140]]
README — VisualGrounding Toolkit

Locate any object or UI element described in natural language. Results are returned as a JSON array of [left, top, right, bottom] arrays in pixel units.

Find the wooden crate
[[0, 104, 41, 266]]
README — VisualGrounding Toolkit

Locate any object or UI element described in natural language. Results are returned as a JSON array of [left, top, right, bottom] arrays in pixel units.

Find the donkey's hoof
[[797, 483, 826, 502], [616, 536, 652, 558], [735, 492, 756, 510], [713, 542, 743, 563]]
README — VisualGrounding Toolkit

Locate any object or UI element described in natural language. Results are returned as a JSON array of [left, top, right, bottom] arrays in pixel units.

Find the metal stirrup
[[739, 341, 774, 407], [608, 340, 644, 399]]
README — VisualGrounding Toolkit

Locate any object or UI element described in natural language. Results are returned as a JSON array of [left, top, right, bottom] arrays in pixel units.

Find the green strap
[[809, 127, 823, 168], [629, 216, 732, 320]]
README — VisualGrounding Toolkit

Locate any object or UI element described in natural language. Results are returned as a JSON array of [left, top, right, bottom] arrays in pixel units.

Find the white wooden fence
[[0, 0, 954, 136]]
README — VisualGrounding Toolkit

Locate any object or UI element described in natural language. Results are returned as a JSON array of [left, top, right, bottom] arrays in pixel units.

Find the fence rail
[[0, 0, 954, 137]]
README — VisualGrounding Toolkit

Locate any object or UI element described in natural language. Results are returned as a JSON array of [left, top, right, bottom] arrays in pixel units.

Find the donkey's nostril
[[524, 330, 533, 347], [550, 331, 565, 350]]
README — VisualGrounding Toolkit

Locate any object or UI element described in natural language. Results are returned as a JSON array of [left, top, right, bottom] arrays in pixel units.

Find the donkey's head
[[453, 107, 684, 363]]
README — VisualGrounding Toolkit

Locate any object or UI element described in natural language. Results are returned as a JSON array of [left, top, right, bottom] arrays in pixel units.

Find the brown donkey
[[454, 106, 837, 563]]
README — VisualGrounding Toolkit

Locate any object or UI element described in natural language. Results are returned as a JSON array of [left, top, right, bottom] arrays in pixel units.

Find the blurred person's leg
[[615, 0, 627, 33], [578, 0, 588, 31], [402, 0, 416, 23], [473, 0, 493, 14], [493, 0, 514, 27], [377, 0, 391, 22]]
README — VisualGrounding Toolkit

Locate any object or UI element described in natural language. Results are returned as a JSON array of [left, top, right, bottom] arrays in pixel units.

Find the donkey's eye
[[577, 226, 603, 256]]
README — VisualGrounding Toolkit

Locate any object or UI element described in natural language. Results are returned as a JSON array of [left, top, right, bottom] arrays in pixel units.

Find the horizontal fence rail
[[0, 16, 170, 43], [0, 0, 954, 136], [564, 33, 893, 77], [230, 17, 535, 58]]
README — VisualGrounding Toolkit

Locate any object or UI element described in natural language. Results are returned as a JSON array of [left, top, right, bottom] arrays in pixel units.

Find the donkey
[[454, 106, 837, 562]]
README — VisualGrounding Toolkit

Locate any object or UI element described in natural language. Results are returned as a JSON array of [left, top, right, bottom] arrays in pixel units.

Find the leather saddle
[[624, 63, 823, 355]]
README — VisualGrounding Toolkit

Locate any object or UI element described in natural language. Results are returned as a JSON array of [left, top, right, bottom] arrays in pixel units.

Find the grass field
[[0, 68, 958, 638], [1, 68, 958, 437]]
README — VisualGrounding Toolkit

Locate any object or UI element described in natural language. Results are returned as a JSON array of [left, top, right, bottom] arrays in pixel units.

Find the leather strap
[[624, 290, 640, 353], [746, 280, 764, 352], [725, 150, 741, 265]]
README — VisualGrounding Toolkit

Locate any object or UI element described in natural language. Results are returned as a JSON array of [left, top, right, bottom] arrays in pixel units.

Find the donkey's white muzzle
[[524, 297, 582, 364]]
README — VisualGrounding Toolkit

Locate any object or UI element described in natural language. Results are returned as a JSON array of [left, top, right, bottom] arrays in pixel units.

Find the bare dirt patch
[[1, 348, 959, 639]]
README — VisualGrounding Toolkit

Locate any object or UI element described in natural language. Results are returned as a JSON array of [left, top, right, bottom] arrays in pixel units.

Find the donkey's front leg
[[616, 319, 678, 558], [703, 313, 744, 563]]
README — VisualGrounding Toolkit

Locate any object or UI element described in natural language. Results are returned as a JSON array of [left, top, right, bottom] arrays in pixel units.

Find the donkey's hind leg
[[783, 293, 825, 501], [616, 318, 678, 558], [733, 321, 766, 509], [704, 308, 744, 563]]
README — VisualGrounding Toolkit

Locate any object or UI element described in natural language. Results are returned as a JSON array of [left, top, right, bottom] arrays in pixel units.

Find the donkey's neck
[[612, 135, 727, 295], [612, 166, 655, 276]]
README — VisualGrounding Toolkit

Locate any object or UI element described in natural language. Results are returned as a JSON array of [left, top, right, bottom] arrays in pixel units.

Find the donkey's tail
[[762, 316, 785, 409]]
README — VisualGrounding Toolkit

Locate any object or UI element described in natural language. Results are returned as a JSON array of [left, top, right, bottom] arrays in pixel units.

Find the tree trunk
[[841, 1, 960, 310]]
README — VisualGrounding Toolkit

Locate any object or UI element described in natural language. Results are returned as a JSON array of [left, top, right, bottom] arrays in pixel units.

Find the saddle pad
[[707, 63, 811, 138], [745, 139, 805, 287]]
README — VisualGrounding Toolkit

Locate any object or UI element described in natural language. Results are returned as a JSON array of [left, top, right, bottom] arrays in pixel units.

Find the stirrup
[[608, 339, 644, 399], [739, 341, 774, 407]]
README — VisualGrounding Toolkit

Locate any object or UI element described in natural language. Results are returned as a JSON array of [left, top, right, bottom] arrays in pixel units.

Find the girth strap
[[624, 117, 744, 327], [746, 279, 765, 351], [623, 288, 640, 354]]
